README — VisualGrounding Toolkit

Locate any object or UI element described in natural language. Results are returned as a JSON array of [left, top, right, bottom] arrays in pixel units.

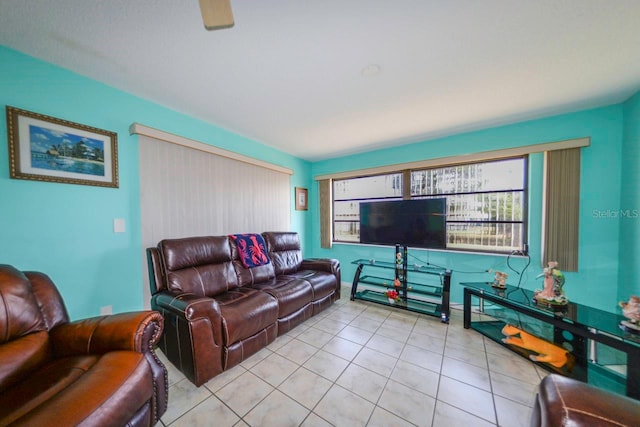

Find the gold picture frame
[[295, 187, 308, 211], [6, 106, 119, 188]]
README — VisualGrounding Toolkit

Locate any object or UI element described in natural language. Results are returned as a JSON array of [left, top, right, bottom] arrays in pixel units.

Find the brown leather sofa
[[531, 374, 640, 426], [0, 265, 167, 427], [147, 231, 341, 386]]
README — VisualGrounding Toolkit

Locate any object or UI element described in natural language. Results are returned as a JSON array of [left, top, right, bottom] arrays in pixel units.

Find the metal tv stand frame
[[350, 245, 452, 323], [462, 282, 640, 399]]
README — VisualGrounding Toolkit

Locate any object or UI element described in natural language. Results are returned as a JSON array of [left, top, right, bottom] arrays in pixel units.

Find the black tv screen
[[359, 199, 447, 249]]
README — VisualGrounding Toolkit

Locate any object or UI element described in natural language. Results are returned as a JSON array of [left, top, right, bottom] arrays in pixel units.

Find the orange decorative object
[[501, 324, 574, 369]]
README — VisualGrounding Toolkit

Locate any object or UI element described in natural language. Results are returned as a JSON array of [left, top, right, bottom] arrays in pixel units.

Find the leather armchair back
[[0, 267, 48, 341], [0, 266, 70, 393], [25, 271, 70, 330], [532, 374, 640, 426]]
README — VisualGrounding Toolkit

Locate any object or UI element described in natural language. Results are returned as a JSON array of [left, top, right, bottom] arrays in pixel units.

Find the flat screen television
[[359, 198, 447, 249]]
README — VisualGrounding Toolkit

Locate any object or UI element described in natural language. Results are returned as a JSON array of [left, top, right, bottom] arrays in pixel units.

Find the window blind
[[319, 179, 332, 248], [542, 147, 580, 271], [137, 132, 291, 307]]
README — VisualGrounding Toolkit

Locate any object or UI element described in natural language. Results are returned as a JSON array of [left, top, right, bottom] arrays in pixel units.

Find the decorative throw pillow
[[230, 233, 270, 268]]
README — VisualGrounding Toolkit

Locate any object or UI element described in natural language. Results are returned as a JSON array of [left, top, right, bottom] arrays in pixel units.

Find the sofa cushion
[[161, 236, 240, 295], [230, 238, 276, 286], [263, 232, 303, 275], [215, 288, 278, 345], [0, 331, 51, 394], [233, 261, 276, 287], [161, 236, 231, 271], [0, 354, 100, 424], [0, 351, 153, 426], [166, 263, 239, 296], [250, 277, 313, 317], [282, 271, 337, 300]]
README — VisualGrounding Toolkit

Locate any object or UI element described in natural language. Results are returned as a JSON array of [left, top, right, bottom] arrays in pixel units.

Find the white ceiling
[[1, 1, 640, 161]]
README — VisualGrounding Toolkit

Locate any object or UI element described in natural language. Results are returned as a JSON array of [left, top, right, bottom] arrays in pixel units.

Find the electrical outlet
[[113, 218, 125, 233], [100, 305, 113, 315]]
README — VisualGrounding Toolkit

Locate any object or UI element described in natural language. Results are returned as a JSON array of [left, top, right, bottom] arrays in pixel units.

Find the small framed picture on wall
[[295, 187, 308, 211]]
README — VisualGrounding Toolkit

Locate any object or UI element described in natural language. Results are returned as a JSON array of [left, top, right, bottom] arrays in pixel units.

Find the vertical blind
[[542, 148, 580, 271], [319, 179, 332, 248], [138, 134, 291, 306]]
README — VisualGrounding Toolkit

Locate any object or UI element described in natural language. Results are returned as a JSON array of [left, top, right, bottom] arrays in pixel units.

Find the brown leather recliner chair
[[531, 374, 640, 426], [0, 265, 167, 426]]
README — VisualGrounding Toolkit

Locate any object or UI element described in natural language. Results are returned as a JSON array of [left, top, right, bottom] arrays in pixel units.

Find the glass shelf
[[353, 289, 441, 317], [357, 275, 443, 297], [351, 259, 448, 276], [462, 282, 640, 400], [350, 256, 451, 322]]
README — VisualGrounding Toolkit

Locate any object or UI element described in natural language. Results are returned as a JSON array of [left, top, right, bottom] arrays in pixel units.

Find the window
[[333, 173, 402, 242], [412, 157, 527, 253], [332, 157, 528, 254]]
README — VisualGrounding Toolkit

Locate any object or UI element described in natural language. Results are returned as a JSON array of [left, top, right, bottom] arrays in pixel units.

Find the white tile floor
[[157, 287, 548, 427]]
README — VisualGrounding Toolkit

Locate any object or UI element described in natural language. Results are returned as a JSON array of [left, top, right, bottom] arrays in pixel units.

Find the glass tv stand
[[350, 246, 452, 322], [462, 282, 640, 399]]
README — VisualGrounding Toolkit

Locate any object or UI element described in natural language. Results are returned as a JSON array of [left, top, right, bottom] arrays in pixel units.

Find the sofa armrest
[[301, 258, 341, 299], [301, 258, 340, 276], [152, 291, 224, 347], [50, 310, 163, 357]]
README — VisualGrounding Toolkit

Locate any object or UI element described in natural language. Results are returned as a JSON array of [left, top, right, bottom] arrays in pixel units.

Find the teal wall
[[0, 46, 311, 320], [310, 104, 633, 312], [619, 92, 640, 300], [2, 45, 637, 318]]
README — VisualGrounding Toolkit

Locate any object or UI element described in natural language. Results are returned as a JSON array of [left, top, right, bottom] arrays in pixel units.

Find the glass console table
[[462, 282, 640, 399], [350, 258, 452, 322]]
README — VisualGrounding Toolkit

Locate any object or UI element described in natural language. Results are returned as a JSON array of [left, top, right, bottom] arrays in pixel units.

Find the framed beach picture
[[6, 106, 118, 188], [295, 187, 308, 210]]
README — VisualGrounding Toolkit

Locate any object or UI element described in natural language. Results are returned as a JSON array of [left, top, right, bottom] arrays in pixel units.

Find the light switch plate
[[113, 218, 125, 233]]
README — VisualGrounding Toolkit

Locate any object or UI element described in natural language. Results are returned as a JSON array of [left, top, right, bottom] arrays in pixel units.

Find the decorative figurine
[[501, 324, 574, 370], [395, 252, 403, 269], [533, 261, 568, 306], [385, 289, 400, 304], [492, 271, 508, 289], [619, 295, 640, 334]]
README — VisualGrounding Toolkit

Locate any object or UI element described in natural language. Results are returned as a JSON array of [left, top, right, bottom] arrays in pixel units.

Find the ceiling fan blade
[[198, 0, 234, 31]]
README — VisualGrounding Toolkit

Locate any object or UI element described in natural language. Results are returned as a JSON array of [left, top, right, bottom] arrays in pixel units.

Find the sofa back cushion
[[262, 232, 303, 275], [159, 236, 239, 296], [229, 237, 276, 286], [0, 265, 50, 393]]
